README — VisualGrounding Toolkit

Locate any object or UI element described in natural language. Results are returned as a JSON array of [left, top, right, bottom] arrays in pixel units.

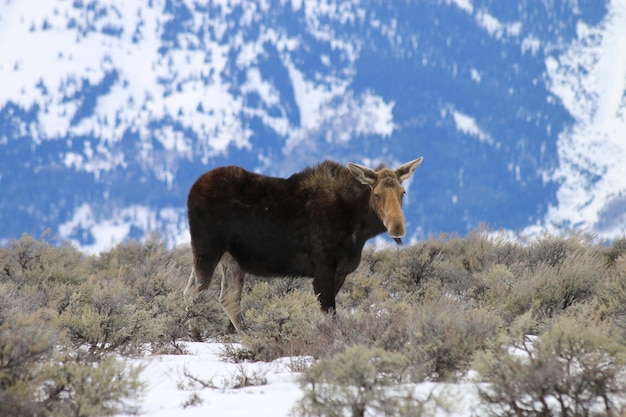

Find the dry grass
[[2, 229, 626, 415]]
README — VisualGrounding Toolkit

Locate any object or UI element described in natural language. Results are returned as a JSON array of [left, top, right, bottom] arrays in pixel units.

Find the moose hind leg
[[188, 244, 224, 296], [183, 268, 198, 301], [219, 252, 245, 332]]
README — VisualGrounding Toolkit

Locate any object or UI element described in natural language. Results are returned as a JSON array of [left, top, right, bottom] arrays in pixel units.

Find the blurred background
[[0, 0, 624, 253]]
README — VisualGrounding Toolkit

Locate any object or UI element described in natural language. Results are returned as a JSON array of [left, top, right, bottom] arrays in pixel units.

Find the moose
[[184, 157, 423, 331]]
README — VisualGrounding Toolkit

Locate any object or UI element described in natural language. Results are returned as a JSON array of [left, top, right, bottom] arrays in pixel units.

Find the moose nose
[[385, 218, 406, 240], [388, 222, 405, 245]]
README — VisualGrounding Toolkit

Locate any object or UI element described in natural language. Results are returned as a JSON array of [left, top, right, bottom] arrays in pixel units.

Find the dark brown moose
[[184, 158, 423, 331]]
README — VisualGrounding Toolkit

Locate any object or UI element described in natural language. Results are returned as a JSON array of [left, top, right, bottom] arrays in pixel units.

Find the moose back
[[184, 158, 423, 331]]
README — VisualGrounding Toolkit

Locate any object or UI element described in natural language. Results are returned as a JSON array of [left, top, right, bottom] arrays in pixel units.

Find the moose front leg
[[313, 268, 338, 313], [334, 273, 348, 296]]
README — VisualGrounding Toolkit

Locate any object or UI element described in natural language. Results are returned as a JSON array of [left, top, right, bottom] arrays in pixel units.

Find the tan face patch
[[347, 158, 423, 240], [371, 176, 406, 238]]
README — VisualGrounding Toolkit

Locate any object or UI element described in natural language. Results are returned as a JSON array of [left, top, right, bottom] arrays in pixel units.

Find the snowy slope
[[543, 0, 626, 238], [1, 0, 624, 252]]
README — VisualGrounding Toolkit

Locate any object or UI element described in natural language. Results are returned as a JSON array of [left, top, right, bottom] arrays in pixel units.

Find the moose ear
[[348, 162, 377, 185], [396, 157, 423, 182]]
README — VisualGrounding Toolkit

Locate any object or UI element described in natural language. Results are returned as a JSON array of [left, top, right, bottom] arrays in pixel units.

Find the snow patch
[[470, 68, 481, 83], [445, 0, 474, 14], [475, 9, 522, 40], [58, 203, 188, 254], [127, 341, 484, 417], [521, 35, 542, 56], [543, 0, 626, 238], [449, 108, 495, 146]]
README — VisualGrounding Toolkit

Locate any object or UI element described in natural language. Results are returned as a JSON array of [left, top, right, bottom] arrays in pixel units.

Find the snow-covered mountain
[[1, 0, 625, 253]]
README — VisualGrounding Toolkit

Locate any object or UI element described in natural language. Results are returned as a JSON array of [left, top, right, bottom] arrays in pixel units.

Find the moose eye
[[374, 193, 381, 200]]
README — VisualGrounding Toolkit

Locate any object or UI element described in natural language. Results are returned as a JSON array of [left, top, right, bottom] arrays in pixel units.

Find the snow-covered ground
[[128, 342, 303, 417], [122, 342, 483, 417]]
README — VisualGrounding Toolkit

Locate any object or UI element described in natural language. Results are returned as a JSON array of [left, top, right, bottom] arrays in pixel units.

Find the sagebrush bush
[[93, 240, 230, 348], [58, 276, 158, 355], [604, 237, 626, 267], [0, 233, 88, 314], [0, 233, 230, 351], [596, 254, 626, 345], [526, 232, 591, 268], [0, 232, 85, 285], [0, 308, 144, 417], [290, 298, 416, 362], [292, 345, 426, 417], [240, 281, 325, 360], [336, 260, 391, 308], [404, 296, 501, 381], [474, 309, 626, 417], [0, 235, 169, 415], [0, 310, 60, 414], [474, 263, 516, 306], [502, 249, 602, 323], [42, 356, 145, 417]]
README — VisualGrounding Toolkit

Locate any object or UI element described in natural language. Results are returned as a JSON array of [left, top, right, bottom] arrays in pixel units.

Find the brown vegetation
[[2, 229, 626, 416]]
